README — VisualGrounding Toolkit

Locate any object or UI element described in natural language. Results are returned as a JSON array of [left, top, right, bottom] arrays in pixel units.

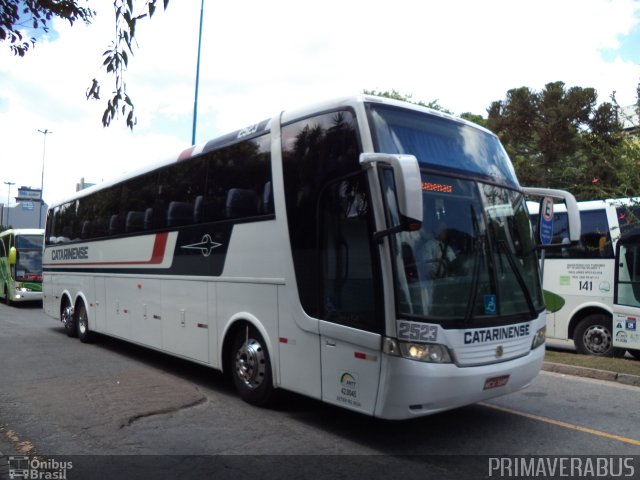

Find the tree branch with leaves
[[85, 0, 168, 130], [0, 0, 94, 56]]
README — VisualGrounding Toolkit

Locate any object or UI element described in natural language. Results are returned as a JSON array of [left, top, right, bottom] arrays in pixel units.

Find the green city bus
[[0, 228, 44, 305]]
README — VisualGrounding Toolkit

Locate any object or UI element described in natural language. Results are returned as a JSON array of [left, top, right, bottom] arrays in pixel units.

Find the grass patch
[[545, 349, 640, 377]]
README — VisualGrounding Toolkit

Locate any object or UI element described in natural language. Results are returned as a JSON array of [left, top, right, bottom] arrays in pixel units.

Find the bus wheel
[[231, 325, 274, 406], [4, 286, 11, 307], [574, 314, 624, 357], [77, 303, 95, 343], [61, 302, 77, 338]]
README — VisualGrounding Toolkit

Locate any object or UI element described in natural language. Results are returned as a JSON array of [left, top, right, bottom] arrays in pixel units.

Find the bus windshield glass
[[368, 103, 519, 188], [15, 235, 44, 282], [391, 173, 543, 324], [368, 104, 541, 323]]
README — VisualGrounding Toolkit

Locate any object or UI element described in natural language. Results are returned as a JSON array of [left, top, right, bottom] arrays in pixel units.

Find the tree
[[485, 81, 636, 200], [1, 0, 169, 130]]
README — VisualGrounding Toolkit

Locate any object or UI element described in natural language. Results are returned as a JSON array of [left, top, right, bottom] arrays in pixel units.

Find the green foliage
[[459, 112, 487, 128], [485, 81, 638, 200]]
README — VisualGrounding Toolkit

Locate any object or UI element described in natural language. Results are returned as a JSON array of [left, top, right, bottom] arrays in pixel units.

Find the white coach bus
[[529, 198, 640, 359], [43, 95, 578, 419]]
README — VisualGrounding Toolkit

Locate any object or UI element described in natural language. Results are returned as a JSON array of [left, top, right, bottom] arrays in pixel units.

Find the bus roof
[[0, 228, 44, 237], [47, 95, 497, 209]]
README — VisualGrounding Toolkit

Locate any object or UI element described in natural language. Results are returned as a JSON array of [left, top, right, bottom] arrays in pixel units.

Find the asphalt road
[[1, 303, 639, 479]]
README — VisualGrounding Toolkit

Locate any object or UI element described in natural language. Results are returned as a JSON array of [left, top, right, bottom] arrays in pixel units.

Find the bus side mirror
[[8, 246, 16, 265], [523, 187, 581, 246], [360, 153, 423, 236]]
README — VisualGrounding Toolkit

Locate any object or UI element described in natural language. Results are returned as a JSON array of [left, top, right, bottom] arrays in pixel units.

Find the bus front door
[[319, 320, 381, 415], [613, 235, 640, 352]]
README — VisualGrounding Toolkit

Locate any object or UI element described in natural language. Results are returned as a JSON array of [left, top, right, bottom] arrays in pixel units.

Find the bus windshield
[[368, 103, 519, 188], [15, 235, 44, 282], [391, 173, 543, 324], [367, 104, 542, 325]]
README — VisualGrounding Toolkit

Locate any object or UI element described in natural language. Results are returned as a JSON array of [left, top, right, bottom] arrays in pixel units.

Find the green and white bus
[[529, 198, 640, 358], [0, 228, 44, 305], [42, 95, 579, 419]]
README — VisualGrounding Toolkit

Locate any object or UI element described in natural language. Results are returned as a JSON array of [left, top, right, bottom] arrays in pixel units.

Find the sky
[[1, 0, 639, 208]]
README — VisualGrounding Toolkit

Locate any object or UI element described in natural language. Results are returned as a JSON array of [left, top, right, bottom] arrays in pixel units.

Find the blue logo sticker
[[484, 295, 497, 315]]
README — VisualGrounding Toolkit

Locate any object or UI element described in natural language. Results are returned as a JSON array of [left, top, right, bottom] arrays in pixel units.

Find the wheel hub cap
[[584, 325, 611, 355], [61, 306, 73, 328], [235, 339, 266, 388]]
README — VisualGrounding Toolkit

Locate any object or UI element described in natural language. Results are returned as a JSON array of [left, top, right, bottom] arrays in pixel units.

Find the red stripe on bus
[[178, 146, 195, 161], [149, 232, 168, 264]]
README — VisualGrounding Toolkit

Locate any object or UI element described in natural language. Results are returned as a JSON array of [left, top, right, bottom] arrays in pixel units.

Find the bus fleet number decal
[[397, 321, 438, 342]]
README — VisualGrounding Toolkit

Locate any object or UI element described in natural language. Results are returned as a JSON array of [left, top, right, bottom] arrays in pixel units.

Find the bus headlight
[[383, 338, 453, 363], [531, 326, 546, 350]]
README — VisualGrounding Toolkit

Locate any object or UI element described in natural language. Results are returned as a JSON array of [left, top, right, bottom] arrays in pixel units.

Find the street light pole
[[38, 128, 53, 229], [191, 0, 204, 146], [4, 181, 15, 227]]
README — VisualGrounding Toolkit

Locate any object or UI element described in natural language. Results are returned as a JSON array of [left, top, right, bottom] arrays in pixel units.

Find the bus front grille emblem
[[495, 345, 504, 358], [181, 234, 222, 257]]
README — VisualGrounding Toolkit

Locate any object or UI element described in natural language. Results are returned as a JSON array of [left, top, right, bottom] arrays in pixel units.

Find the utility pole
[[4, 181, 15, 227], [38, 128, 53, 228], [191, 0, 204, 146]]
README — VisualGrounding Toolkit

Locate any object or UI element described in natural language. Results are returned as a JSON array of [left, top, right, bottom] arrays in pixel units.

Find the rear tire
[[230, 325, 274, 406], [574, 314, 624, 357], [77, 302, 95, 343]]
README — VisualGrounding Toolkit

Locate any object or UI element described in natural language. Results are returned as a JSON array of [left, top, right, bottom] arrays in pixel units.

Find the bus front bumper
[[12, 288, 43, 302], [374, 345, 545, 420]]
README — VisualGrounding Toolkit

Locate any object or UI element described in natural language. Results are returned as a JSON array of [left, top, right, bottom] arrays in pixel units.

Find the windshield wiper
[[496, 239, 536, 318], [464, 205, 483, 324]]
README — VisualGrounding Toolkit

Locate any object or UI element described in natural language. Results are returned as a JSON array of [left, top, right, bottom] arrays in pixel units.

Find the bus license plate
[[483, 375, 510, 390]]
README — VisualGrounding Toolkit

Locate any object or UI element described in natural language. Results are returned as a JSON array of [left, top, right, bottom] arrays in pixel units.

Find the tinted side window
[[282, 110, 375, 321], [45, 134, 273, 245], [202, 134, 272, 223], [579, 209, 612, 258], [540, 209, 611, 259], [319, 174, 381, 331]]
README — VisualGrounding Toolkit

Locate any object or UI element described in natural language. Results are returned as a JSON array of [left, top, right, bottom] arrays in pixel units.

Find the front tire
[[4, 285, 11, 307], [230, 325, 274, 406], [76, 302, 95, 343], [574, 314, 624, 357]]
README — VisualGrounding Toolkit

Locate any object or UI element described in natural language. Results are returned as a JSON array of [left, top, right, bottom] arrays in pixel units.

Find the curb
[[542, 362, 640, 387]]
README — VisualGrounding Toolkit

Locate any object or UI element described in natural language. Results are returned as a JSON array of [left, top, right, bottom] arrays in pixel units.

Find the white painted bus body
[[44, 95, 558, 419]]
